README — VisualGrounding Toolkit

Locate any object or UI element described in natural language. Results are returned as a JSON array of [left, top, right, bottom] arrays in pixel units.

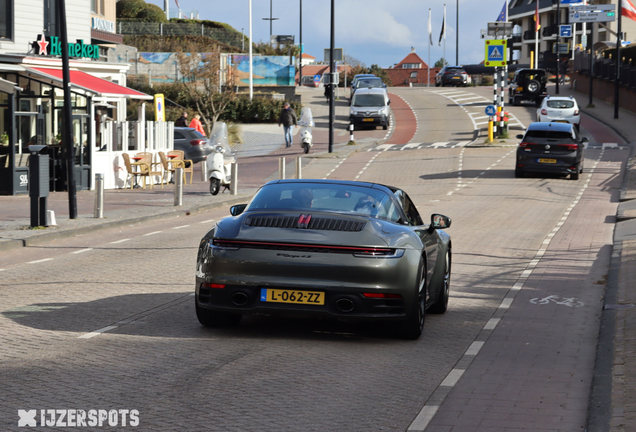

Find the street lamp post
[[328, 0, 335, 153], [262, 0, 279, 45], [456, 0, 459, 65], [249, 0, 253, 100]]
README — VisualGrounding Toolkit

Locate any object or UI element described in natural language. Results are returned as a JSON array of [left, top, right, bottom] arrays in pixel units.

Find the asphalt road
[[0, 87, 628, 431]]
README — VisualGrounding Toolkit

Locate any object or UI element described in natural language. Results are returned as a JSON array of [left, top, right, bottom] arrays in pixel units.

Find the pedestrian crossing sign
[[484, 40, 507, 67]]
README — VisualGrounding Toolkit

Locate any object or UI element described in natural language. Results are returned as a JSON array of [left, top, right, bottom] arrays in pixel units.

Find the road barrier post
[[279, 157, 286, 179], [200, 159, 207, 182], [94, 173, 104, 218], [296, 157, 302, 179], [231, 162, 238, 195], [174, 167, 183, 206], [488, 119, 494, 142]]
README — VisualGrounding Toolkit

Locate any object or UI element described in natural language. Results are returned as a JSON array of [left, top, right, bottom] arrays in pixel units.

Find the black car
[[435, 66, 468, 87], [173, 127, 209, 163], [515, 122, 588, 180], [195, 179, 452, 340], [508, 68, 548, 106]]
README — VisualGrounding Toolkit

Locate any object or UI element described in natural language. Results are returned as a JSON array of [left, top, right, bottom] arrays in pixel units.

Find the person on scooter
[[278, 102, 297, 148]]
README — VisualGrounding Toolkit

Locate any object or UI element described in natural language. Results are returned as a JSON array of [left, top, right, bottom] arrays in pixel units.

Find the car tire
[[398, 257, 426, 340], [210, 178, 221, 195], [383, 124, 388, 130], [571, 168, 580, 180], [196, 300, 242, 328], [303, 143, 310, 154], [512, 96, 519, 106], [515, 167, 524, 178], [428, 250, 451, 314]]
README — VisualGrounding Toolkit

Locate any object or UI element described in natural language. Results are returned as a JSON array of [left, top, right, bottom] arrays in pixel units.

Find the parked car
[[508, 68, 548, 106], [536, 95, 581, 131], [435, 66, 468, 87], [349, 73, 376, 91], [349, 87, 391, 130], [194, 179, 452, 339], [515, 122, 588, 180], [173, 127, 209, 163]]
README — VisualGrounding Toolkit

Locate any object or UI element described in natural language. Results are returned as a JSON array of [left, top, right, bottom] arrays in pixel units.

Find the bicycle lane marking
[[409, 147, 609, 432]]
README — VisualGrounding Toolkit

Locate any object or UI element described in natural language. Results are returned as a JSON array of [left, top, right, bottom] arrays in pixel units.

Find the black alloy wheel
[[399, 257, 426, 340], [210, 178, 221, 195], [429, 250, 451, 314]]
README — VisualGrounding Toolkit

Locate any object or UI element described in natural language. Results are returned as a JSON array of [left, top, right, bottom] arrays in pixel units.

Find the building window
[[44, 0, 58, 38], [409, 71, 418, 79], [0, 0, 13, 40], [91, 0, 104, 15], [402, 63, 421, 69]]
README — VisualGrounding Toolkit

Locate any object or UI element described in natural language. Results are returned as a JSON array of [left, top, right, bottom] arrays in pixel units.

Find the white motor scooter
[[206, 122, 236, 196], [298, 107, 314, 154]]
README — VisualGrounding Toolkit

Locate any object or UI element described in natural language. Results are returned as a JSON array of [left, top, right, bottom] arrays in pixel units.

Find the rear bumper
[[350, 115, 389, 127], [516, 152, 580, 174]]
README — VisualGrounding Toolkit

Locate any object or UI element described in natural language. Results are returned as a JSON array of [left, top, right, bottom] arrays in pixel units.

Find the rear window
[[547, 100, 575, 109], [246, 183, 401, 222], [191, 130, 206, 138], [174, 131, 185, 139], [446, 67, 465, 73], [524, 130, 575, 142], [352, 94, 386, 107], [357, 79, 384, 88]]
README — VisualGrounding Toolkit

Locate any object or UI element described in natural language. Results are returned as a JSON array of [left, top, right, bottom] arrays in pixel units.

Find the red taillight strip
[[213, 239, 392, 254], [363, 293, 402, 299], [202, 283, 226, 289]]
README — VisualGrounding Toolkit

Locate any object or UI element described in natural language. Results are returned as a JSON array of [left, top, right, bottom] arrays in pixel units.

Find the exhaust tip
[[335, 298, 355, 313], [231, 292, 249, 306]]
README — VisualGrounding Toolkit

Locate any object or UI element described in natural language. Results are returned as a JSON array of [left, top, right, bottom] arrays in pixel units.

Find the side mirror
[[230, 204, 247, 216], [430, 214, 451, 230], [388, 99, 391, 105], [516, 134, 524, 140], [581, 137, 589, 143]]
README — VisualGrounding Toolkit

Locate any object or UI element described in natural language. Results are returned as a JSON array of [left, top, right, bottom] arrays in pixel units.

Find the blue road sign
[[560, 0, 580, 3], [487, 45, 504, 62], [485, 105, 496, 116], [560, 25, 572, 38]]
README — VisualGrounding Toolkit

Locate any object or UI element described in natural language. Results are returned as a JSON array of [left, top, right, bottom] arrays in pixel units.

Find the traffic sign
[[560, 25, 572, 38], [569, 4, 616, 22], [484, 40, 507, 67], [485, 105, 496, 116]]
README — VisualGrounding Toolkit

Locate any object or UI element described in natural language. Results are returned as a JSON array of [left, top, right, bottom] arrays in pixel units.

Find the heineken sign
[[33, 34, 100, 60]]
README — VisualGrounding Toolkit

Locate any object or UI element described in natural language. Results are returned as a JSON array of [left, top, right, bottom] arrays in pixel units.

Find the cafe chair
[[135, 152, 164, 189], [122, 152, 149, 189], [167, 150, 194, 184], [158, 151, 184, 186]]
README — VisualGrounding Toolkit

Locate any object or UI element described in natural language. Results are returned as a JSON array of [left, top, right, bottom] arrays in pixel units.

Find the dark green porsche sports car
[[195, 179, 452, 339]]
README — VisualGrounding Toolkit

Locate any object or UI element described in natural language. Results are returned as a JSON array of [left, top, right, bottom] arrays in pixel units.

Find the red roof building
[[384, 48, 439, 87]]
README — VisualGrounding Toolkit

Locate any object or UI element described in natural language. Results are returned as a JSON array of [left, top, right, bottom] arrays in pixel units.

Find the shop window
[[409, 71, 418, 79], [0, 0, 12, 40]]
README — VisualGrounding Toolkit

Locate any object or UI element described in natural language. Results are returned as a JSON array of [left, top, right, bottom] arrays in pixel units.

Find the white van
[[349, 87, 391, 130]]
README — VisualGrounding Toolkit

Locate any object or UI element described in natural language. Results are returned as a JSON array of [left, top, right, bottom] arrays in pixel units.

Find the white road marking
[[110, 238, 130, 244], [402, 143, 421, 150], [407, 406, 439, 431], [77, 325, 118, 339], [199, 219, 216, 224], [173, 225, 190, 229], [484, 318, 500, 330], [440, 369, 465, 387], [431, 142, 450, 148], [27, 258, 54, 264], [71, 248, 93, 254], [375, 144, 395, 151], [465, 341, 485, 356], [143, 231, 163, 236]]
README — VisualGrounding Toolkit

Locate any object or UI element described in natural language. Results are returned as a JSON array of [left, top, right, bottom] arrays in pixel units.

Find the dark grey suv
[[435, 66, 468, 87], [515, 122, 588, 180], [173, 127, 209, 163]]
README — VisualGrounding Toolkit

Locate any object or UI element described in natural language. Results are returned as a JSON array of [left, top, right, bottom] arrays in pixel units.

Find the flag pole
[[443, 4, 446, 65], [615, 0, 622, 119], [534, 2, 539, 69], [428, 8, 431, 87]]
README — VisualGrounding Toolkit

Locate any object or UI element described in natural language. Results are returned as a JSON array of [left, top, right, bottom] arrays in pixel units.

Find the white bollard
[[349, 123, 354, 142], [94, 173, 104, 218], [46, 210, 57, 226], [279, 157, 286, 179], [230, 162, 238, 196], [174, 167, 183, 206], [296, 157, 302, 179], [200, 159, 207, 182]]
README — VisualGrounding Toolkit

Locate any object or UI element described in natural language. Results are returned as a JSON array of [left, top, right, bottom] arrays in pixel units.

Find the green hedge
[[219, 97, 302, 123]]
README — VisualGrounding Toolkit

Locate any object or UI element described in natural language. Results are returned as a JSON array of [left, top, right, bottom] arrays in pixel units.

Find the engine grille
[[244, 215, 366, 232]]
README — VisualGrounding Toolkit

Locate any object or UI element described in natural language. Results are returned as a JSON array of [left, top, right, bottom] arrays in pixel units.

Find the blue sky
[[145, 0, 508, 68]]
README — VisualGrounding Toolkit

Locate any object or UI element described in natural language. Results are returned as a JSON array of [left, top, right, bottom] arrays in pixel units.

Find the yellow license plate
[[362, 118, 374, 122], [538, 158, 557, 163], [260, 289, 325, 305], [554, 120, 568, 123]]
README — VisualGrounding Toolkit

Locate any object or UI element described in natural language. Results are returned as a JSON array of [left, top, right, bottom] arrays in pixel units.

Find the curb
[[0, 194, 251, 252]]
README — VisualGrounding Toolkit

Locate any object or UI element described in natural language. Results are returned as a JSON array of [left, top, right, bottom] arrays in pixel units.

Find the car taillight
[[541, 109, 547, 115], [563, 143, 578, 150], [202, 283, 226, 289], [445, 71, 453, 74], [362, 293, 402, 299], [518, 142, 532, 148], [574, 110, 580, 116], [461, 71, 467, 75], [190, 139, 206, 146]]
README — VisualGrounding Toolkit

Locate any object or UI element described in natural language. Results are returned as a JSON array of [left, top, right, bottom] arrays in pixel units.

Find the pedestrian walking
[[175, 111, 188, 127], [189, 114, 205, 135], [324, 83, 332, 103], [278, 102, 297, 148]]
